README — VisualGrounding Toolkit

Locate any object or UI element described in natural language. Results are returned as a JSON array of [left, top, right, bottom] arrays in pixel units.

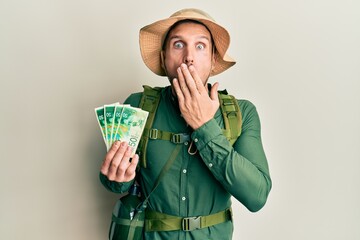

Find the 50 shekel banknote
[[95, 103, 148, 156]]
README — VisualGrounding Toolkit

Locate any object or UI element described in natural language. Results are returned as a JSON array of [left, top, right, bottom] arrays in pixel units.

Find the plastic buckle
[[182, 216, 201, 231], [149, 129, 159, 139], [171, 133, 190, 144]]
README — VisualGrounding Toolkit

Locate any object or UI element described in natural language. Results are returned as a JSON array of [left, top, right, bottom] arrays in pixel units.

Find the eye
[[196, 43, 205, 50], [174, 42, 184, 49]]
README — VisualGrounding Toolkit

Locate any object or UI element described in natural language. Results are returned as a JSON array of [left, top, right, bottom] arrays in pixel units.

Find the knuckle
[[124, 150, 132, 158], [116, 165, 126, 176], [104, 153, 113, 163], [110, 162, 118, 169], [125, 165, 135, 174]]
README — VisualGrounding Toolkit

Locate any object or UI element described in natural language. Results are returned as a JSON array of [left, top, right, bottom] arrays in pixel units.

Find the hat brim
[[139, 14, 235, 77]]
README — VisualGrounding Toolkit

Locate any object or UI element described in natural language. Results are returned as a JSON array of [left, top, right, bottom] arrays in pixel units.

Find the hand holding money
[[100, 141, 139, 182], [95, 103, 148, 182]]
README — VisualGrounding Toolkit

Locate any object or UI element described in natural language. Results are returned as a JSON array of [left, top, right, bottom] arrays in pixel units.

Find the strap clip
[[171, 133, 190, 144], [149, 129, 159, 139], [182, 216, 201, 231]]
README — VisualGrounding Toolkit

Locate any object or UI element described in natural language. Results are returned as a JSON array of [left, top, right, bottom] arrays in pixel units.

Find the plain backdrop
[[1, 0, 359, 239]]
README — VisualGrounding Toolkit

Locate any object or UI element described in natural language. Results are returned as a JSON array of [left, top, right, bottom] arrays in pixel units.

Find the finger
[[210, 82, 219, 101], [107, 142, 128, 179], [172, 78, 184, 99], [123, 154, 139, 180], [180, 64, 199, 96], [100, 141, 121, 175], [187, 65, 206, 94], [117, 145, 133, 174], [177, 65, 191, 98]]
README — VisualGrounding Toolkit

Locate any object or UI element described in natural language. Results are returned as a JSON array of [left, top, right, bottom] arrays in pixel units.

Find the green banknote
[[104, 103, 119, 150], [118, 106, 149, 156], [95, 106, 108, 149], [111, 105, 125, 145]]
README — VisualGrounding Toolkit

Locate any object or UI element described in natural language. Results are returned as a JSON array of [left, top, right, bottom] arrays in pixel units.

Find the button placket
[[179, 142, 190, 216]]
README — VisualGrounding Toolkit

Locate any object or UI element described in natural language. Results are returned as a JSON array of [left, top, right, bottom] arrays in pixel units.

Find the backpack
[[137, 85, 242, 168]]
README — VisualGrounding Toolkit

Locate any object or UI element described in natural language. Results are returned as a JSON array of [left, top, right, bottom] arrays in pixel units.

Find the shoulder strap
[[218, 91, 242, 145], [138, 85, 162, 168]]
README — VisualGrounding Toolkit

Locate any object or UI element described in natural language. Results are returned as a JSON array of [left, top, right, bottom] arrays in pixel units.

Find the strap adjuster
[[182, 216, 201, 231], [222, 99, 234, 106], [171, 133, 190, 144], [149, 129, 159, 139]]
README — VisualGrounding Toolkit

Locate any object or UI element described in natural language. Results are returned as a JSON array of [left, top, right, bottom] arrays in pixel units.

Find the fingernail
[[114, 141, 120, 146]]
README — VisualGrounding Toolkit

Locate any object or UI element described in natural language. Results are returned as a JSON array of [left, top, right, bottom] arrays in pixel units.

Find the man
[[100, 8, 272, 239]]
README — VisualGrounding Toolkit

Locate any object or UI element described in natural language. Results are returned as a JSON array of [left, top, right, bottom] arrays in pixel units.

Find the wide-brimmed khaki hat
[[139, 8, 236, 77]]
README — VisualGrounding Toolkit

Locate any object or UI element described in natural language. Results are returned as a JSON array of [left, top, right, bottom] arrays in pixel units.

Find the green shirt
[[100, 86, 272, 240]]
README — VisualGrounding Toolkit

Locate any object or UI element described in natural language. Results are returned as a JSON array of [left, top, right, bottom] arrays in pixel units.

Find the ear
[[211, 52, 217, 72], [160, 51, 166, 70]]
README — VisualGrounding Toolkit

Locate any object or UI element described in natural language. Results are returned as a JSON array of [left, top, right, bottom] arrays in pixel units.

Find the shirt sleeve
[[191, 100, 272, 212]]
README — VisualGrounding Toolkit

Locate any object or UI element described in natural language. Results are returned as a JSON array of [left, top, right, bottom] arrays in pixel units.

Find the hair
[[161, 19, 215, 53]]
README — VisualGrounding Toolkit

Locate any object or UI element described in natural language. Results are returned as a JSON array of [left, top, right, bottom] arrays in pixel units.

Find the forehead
[[166, 21, 212, 40]]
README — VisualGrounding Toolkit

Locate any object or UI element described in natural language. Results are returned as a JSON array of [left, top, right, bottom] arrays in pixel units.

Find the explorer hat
[[139, 8, 236, 77]]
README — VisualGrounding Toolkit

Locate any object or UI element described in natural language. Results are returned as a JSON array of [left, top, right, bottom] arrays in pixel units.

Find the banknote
[[95, 106, 108, 149], [104, 103, 119, 149], [111, 105, 125, 145], [117, 106, 149, 156]]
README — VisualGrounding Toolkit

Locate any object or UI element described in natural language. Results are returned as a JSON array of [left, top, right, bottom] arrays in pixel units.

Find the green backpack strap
[[138, 85, 162, 168], [218, 91, 242, 145]]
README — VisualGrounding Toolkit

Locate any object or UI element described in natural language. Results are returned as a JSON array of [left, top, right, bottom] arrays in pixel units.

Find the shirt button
[[184, 141, 189, 146], [182, 197, 186, 201], [209, 163, 213, 168], [194, 138, 198, 142], [183, 169, 187, 174]]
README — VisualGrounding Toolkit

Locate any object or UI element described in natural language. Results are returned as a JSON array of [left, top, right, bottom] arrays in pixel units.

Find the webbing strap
[[219, 93, 242, 145], [111, 214, 144, 227], [145, 208, 232, 232], [138, 85, 162, 168], [128, 211, 145, 240], [143, 128, 190, 144], [111, 212, 145, 240]]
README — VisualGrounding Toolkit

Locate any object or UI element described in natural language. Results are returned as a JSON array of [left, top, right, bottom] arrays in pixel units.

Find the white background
[[1, 0, 359, 239]]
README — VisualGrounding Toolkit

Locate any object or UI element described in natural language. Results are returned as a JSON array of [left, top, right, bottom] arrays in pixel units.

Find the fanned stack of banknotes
[[95, 103, 149, 156]]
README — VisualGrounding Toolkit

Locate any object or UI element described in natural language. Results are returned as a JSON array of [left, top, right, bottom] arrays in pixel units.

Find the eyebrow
[[168, 35, 211, 42]]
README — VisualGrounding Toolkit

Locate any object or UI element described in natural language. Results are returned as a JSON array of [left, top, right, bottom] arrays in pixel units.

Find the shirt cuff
[[99, 173, 134, 193], [191, 118, 222, 150]]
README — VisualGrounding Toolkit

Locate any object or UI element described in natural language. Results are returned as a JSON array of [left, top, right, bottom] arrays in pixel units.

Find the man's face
[[162, 22, 215, 86]]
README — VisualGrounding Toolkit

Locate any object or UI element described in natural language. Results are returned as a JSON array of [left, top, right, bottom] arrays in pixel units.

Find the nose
[[183, 48, 194, 66], [185, 58, 193, 66]]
